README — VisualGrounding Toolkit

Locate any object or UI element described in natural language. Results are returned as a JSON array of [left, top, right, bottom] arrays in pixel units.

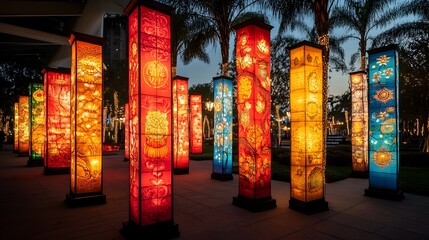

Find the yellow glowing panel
[[173, 77, 189, 172], [18, 96, 29, 155], [14, 102, 19, 151], [29, 83, 44, 161]]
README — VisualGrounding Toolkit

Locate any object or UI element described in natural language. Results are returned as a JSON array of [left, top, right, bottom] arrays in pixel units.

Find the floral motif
[[373, 148, 393, 168], [374, 88, 393, 103], [376, 55, 390, 66]]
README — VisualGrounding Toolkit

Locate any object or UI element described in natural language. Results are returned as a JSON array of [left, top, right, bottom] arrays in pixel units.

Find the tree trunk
[[359, 38, 366, 71]]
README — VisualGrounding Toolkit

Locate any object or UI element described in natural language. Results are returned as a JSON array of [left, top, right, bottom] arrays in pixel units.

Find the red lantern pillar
[[173, 76, 189, 174], [13, 102, 19, 152], [233, 19, 276, 211], [190, 95, 203, 153], [124, 103, 130, 161], [122, 1, 179, 238]]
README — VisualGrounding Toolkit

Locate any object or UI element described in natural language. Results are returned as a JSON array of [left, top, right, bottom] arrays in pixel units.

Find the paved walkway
[[1, 144, 428, 240]]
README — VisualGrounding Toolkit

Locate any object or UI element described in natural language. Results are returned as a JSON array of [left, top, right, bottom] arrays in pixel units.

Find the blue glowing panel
[[368, 46, 399, 191], [213, 76, 233, 175]]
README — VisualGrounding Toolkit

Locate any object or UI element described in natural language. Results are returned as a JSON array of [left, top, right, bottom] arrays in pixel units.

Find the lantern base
[[289, 198, 329, 214], [232, 195, 276, 212], [44, 167, 70, 175], [364, 188, 404, 201], [211, 173, 233, 181], [124, 157, 129, 162], [351, 171, 368, 179], [174, 167, 189, 175], [120, 220, 180, 239], [65, 192, 106, 207], [18, 152, 28, 157], [27, 159, 43, 167]]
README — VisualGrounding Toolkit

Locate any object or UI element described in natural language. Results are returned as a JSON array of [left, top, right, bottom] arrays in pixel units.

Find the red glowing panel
[[236, 22, 272, 199], [173, 77, 189, 171], [190, 95, 202, 153], [18, 96, 29, 155], [124, 103, 130, 160], [14, 102, 18, 151]]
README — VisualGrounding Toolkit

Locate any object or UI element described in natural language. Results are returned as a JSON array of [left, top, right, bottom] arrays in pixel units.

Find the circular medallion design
[[308, 167, 323, 192], [214, 99, 222, 112], [306, 101, 319, 119], [143, 60, 168, 88], [374, 88, 393, 103], [373, 148, 393, 168], [380, 118, 395, 134], [33, 89, 44, 102]]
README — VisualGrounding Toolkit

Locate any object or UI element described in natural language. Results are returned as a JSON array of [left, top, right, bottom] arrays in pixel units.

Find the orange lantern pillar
[[28, 82, 44, 166], [13, 102, 19, 152], [18, 96, 29, 157], [124, 103, 130, 161], [65, 32, 106, 207], [289, 41, 328, 213], [350, 71, 368, 178], [190, 95, 203, 153], [43, 67, 71, 175], [233, 19, 276, 211], [121, 1, 179, 238], [173, 76, 189, 174]]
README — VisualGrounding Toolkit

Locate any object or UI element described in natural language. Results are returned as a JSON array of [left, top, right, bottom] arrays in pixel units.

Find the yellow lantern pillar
[[13, 102, 19, 152], [190, 95, 203, 153], [173, 76, 189, 174], [18, 96, 29, 157], [289, 41, 328, 213], [28, 82, 44, 166]]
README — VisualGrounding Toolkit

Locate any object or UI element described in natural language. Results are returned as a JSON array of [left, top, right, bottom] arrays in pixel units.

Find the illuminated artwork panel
[[18, 96, 29, 154], [290, 43, 325, 202], [29, 83, 44, 161], [368, 47, 399, 191], [173, 77, 189, 170], [14, 102, 18, 151], [189, 95, 203, 153], [236, 23, 272, 199], [125, 103, 130, 160]]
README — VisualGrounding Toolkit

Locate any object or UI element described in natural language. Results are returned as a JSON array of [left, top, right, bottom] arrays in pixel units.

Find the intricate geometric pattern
[[14, 102, 18, 151], [18, 96, 29, 154], [29, 83, 44, 161], [190, 95, 203, 153], [173, 78, 189, 169]]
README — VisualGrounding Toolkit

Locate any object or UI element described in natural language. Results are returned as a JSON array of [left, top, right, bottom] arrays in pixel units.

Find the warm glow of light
[[128, 4, 173, 225], [70, 33, 103, 194], [368, 46, 399, 190], [14, 102, 19, 151], [173, 77, 189, 171], [18, 96, 29, 154], [236, 22, 272, 199], [290, 43, 325, 202], [190, 95, 203, 153], [29, 82, 44, 161], [350, 71, 368, 172], [124, 103, 130, 160], [44, 68, 71, 169]]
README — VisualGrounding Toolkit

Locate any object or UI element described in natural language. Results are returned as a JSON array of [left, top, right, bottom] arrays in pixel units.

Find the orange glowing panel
[[233, 19, 276, 211], [124, 1, 178, 237], [18, 96, 29, 156], [66, 32, 106, 206], [190, 94, 202, 153], [173, 76, 189, 174], [29, 82, 44, 164], [14, 102, 18, 152], [289, 41, 328, 212], [124, 103, 130, 161], [43, 68, 71, 174]]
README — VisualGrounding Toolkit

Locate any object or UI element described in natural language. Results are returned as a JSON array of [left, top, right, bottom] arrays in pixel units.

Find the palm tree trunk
[[359, 39, 367, 71]]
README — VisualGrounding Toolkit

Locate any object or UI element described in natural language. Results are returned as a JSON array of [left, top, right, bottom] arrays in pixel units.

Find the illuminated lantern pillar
[[14, 102, 19, 152], [124, 103, 130, 161], [211, 76, 233, 181], [65, 32, 106, 207], [18, 96, 29, 156], [189, 95, 203, 154], [365, 45, 403, 200], [121, 1, 179, 238], [350, 71, 368, 178], [232, 19, 276, 211], [289, 41, 328, 213], [173, 76, 189, 174], [43, 68, 71, 175], [28, 82, 44, 166]]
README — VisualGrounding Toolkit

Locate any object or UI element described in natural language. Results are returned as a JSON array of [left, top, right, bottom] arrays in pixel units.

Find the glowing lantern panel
[[350, 71, 368, 174], [14, 102, 18, 152], [212, 76, 233, 179], [44, 68, 71, 173], [289, 42, 326, 206], [124, 103, 130, 161], [367, 46, 399, 191], [235, 21, 272, 202], [18, 96, 29, 155], [189, 95, 203, 154], [173, 76, 189, 173], [29, 82, 44, 162]]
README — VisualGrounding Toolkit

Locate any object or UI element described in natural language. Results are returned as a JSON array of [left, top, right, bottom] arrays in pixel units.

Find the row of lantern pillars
[[10, 0, 402, 238]]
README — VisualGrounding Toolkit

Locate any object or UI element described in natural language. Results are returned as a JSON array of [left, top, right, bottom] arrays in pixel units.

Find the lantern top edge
[[233, 18, 273, 31], [349, 70, 367, 75], [69, 31, 105, 45], [125, 0, 175, 16], [289, 40, 323, 51], [189, 94, 202, 97], [42, 67, 71, 74], [173, 75, 189, 81], [212, 75, 234, 81], [367, 44, 398, 54]]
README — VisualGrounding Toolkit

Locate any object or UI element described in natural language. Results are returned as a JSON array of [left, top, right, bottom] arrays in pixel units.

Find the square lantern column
[[14, 102, 19, 152], [18, 96, 29, 157], [124, 103, 130, 161], [173, 76, 189, 174], [350, 71, 369, 178], [211, 76, 233, 181], [65, 32, 106, 207], [121, 1, 179, 239], [43, 68, 71, 175], [190, 95, 203, 153], [365, 45, 403, 200], [28, 82, 44, 166], [233, 19, 276, 211], [289, 41, 328, 213]]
